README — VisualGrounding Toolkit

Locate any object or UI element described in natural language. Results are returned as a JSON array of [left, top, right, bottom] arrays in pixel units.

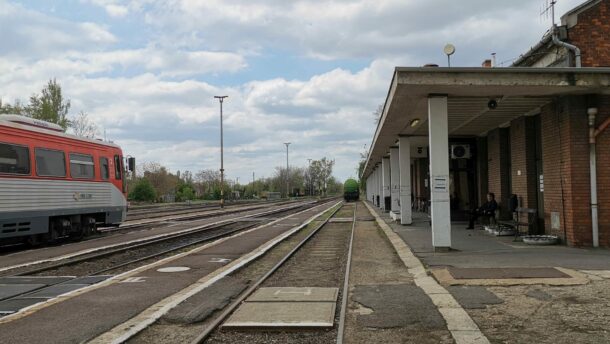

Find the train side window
[[70, 153, 95, 179], [100, 157, 109, 180], [0, 142, 30, 175], [114, 155, 122, 180], [35, 148, 66, 177]]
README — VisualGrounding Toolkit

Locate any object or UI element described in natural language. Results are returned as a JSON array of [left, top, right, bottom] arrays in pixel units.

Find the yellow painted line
[[363, 201, 490, 344]]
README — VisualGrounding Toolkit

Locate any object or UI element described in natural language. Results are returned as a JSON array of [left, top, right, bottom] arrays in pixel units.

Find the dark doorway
[[449, 139, 478, 221]]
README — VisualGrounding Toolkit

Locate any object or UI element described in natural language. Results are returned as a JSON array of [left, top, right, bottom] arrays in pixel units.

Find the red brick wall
[[540, 95, 610, 247], [510, 116, 538, 208], [487, 128, 511, 219], [567, 0, 610, 67], [540, 102, 566, 240]]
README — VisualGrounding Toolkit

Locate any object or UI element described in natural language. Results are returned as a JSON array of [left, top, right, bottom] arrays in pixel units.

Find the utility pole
[[214, 95, 228, 208], [307, 158, 312, 197], [284, 142, 291, 198]]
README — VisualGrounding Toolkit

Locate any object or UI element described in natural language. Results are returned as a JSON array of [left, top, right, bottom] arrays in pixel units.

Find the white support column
[[382, 157, 391, 212], [399, 136, 412, 225], [428, 96, 451, 250], [390, 147, 400, 217]]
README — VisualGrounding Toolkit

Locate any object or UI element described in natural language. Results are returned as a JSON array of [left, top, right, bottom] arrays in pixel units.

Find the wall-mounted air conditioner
[[451, 144, 471, 159]]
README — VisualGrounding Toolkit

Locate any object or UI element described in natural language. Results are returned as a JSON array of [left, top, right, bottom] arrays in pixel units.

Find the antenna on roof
[[540, 0, 557, 27]]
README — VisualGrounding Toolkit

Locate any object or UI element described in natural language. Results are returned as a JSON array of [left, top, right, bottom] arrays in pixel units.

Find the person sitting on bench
[[466, 192, 498, 229]]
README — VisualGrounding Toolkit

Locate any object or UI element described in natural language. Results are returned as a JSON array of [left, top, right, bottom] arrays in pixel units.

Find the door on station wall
[[534, 115, 545, 232], [449, 140, 478, 221]]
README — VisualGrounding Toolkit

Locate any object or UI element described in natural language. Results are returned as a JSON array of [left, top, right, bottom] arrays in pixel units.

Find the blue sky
[[0, 0, 583, 183]]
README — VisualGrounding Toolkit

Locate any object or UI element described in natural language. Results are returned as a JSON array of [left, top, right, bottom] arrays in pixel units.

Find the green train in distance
[[343, 178, 360, 202]]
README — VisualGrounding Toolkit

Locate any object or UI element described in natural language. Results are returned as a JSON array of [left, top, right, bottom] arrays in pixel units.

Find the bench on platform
[[497, 207, 537, 241]]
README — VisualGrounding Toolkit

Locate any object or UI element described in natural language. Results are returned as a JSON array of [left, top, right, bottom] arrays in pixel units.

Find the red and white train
[[0, 114, 132, 245]]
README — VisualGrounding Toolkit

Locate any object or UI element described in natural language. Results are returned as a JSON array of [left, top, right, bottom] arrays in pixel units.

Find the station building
[[363, 0, 610, 249]]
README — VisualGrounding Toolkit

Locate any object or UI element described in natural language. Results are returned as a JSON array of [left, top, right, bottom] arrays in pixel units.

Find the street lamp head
[[214, 95, 228, 103]]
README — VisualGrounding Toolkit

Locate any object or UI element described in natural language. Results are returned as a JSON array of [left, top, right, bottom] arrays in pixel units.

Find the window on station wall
[[114, 155, 122, 180], [100, 157, 109, 180], [70, 153, 95, 179], [0, 142, 30, 175], [35, 148, 66, 177]]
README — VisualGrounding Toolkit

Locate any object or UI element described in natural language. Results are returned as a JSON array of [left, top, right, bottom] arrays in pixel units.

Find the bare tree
[[373, 104, 384, 124], [70, 111, 99, 138]]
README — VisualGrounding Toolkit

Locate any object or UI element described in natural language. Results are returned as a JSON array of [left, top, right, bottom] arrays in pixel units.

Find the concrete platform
[[368, 205, 610, 271], [223, 301, 336, 328]]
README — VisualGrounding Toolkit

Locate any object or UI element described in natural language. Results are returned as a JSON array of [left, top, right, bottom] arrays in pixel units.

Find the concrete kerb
[[88, 201, 342, 344], [0, 201, 334, 326], [363, 201, 490, 344]]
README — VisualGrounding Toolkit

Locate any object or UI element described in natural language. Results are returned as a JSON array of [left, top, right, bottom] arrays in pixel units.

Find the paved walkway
[[364, 202, 610, 344], [367, 205, 610, 271]]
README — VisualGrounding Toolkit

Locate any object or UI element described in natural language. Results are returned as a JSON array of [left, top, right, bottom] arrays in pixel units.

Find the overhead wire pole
[[214, 95, 228, 208], [307, 158, 312, 196], [284, 142, 291, 198]]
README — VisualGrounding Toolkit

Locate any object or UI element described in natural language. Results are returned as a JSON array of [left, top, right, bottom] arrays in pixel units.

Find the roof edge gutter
[[552, 25, 581, 67]]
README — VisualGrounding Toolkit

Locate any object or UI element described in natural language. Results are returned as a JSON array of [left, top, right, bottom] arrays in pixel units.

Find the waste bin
[[384, 196, 391, 212]]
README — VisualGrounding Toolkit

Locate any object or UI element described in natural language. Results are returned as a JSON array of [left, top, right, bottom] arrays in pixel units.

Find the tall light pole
[[307, 158, 312, 196], [214, 95, 228, 208], [284, 142, 291, 198]]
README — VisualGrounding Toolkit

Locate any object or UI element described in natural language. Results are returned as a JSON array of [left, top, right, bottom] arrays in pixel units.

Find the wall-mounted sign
[[432, 175, 449, 193]]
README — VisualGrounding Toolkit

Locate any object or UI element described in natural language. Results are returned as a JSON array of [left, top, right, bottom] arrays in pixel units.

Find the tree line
[[129, 158, 343, 203]]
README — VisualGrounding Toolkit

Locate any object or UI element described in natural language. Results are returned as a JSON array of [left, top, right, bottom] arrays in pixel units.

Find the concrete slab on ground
[[448, 267, 570, 279], [0, 276, 74, 285], [162, 276, 248, 324], [223, 301, 336, 327], [22, 284, 90, 299], [0, 298, 48, 314], [0, 284, 46, 301], [351, 284, 446, 329], [447, 286, 504, 309], [248, 287, 338, 302]]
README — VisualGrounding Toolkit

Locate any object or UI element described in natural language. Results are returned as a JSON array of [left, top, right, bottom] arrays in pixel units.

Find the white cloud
[[0, 0, 588, 183]]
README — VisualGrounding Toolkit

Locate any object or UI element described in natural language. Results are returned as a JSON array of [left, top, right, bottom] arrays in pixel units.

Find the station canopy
[[364, 67, 610, 177]]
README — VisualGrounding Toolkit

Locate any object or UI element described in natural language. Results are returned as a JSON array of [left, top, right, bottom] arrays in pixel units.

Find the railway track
[[0, 200, 323, 278], [0, 200, 338, 318], [188, 202, 357, 344]]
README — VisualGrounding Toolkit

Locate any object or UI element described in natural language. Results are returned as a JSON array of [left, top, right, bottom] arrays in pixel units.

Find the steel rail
[[189, 201, 347, 344], [336, 202, 357, 344]]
